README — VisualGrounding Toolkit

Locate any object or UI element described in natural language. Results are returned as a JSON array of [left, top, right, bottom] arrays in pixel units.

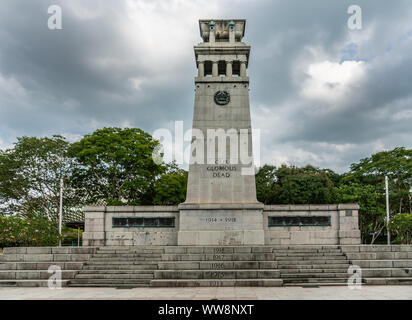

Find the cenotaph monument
[[82, 19, 361, 247], [178, 19, 265, 245]]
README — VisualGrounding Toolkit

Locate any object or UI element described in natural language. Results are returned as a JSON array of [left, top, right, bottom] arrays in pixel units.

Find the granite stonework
[[83, 206, 178, 247], [83, 204, 360, 246], [264, 204, 361, 245], [83, 19, 361, 247], [2, 245, 412, 287]]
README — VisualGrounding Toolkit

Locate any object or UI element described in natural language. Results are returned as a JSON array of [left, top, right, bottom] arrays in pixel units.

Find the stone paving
[[0, 286, 411, 300]]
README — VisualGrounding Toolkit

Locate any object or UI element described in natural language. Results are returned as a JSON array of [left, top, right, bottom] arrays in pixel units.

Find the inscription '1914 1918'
[[206, 165, 237, 178], [205, 217, 237, 223]]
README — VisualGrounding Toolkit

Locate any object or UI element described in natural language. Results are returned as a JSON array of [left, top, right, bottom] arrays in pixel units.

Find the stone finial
[[199, 19, 246, 42]]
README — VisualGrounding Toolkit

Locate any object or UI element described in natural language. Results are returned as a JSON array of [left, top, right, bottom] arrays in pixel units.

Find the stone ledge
[[179, 203, 264, 210], [195, 76, 250, 83], [105, 206, 179, 213], [264, 204, 359, 211]]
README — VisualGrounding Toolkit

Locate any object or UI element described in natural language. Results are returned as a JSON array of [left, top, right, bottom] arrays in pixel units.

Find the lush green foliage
[[61, 227, 83, 246], [336, 183, 386, 243], [69, 127, 165, 205], [339, 147, 412, 243], [153, 165, 188, 205], [256, 165, 339, 204], [389, 213, 412, 244], [0, 216, 60, 247], [255, 149, 412, 244], [0, 135, 82, 221], [0, 127, 410, 246]]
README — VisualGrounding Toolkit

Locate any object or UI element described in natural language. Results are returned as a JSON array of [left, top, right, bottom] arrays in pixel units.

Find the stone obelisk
[[178, 19, 265, 245]]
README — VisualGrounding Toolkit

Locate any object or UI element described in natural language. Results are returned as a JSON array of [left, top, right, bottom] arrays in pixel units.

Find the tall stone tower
[[178, 19, 265, 245]]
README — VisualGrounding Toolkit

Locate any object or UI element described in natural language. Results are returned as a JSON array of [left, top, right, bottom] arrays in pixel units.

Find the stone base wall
[[263, 204, 361, 245], [178, 203, 265, 245], [83, 204, 361, 246], [83, 206, 179, 246]]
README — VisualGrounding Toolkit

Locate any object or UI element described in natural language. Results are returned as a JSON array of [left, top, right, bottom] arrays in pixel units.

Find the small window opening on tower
[[204, 61, 212, 77], [218, 61, 226, 77], [232, 61, 240, 77]]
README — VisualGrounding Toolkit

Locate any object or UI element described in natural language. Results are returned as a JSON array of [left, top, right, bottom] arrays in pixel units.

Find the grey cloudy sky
[[0, 0, 411, 173]]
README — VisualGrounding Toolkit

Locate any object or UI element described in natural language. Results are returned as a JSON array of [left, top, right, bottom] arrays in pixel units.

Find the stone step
[[0, 280, 69, 287], [277, 260, 349, 265], [273, 246, 341, 250], [97, 248, 165, 254], [346, 252, 412, 260], [3, 247, 97, 254], [341, 245, 412, 253], [351, 260, 412, 268], [282, 278, 348, 284], [273, 249, 343, 253], [68, 283, 150, 288], [159, 247, 344, 254], [363, 277, 412, 285], [150, 279, 283, 287], [78, 270, 154, 274], [90, 257, 162, 262], [279, 268, 349, 274], [92, 254, 163, 258], [160, 253, 276, 261], [69, 278, 151, 285], [0, 270, 78, 280], [273, 252, 344, 257], [276, 256, 346, 261], [278, 263, 351, 269], [83, 264, 158, 270], [280, 272, 349, 279], [157, 261, 277, 270], [153, 269, 280, 279], [283, 282, 348, 287], [85, 260, 160, 265], [0, 254, 92, 262], [362, 268, 412, 277], [75, 273, 154, 279], [0, 262, 84, 270]]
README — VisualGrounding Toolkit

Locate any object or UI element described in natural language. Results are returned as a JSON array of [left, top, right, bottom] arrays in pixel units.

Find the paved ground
[[0, 286, 411, 300]]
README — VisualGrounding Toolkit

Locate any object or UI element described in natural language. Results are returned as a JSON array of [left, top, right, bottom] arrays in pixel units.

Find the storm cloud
[[0, 0, 411, 173]]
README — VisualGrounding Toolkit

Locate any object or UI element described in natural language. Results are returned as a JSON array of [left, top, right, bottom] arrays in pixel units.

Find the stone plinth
[[178, 203, 265, 245]]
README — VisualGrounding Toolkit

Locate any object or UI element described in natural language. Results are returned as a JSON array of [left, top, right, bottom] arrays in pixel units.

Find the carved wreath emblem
[[214, 90, 230, 105]]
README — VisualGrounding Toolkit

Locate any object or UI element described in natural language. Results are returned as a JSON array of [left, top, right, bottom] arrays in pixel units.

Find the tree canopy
[[0, 128, 410, 245], [69, 127, 165, 205], [256, 165, 339, 205], [0, 135, 81, 221]]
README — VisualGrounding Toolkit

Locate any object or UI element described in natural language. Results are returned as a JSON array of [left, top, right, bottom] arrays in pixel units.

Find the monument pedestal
[[178, 203, 265, 245]]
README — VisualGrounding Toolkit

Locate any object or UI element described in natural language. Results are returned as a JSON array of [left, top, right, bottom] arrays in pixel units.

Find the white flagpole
[[59, 178, 63, 247], [385, 176, 390, 245]]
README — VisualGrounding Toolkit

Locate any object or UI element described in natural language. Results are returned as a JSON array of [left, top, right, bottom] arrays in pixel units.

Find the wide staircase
[[69, 246, 282, 287], [0, 247, 96, 287], [276, 247, 351, 286], [1, 245, 412, 287], [69, 247, 163, 288]]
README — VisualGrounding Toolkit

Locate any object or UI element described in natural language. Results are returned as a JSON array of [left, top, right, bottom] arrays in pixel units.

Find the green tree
[[153, 164, 188, 205], [255, 165, 279, 204], [348, 147, 412, 213], [0, 215, 60, 247], [256, 165, 340, 205], [69, 127, 165, 205], [389, 213, 412, 244], [336, 182, 385, 244], [338, 147, 412, 243], [0, 135, 81, 221]]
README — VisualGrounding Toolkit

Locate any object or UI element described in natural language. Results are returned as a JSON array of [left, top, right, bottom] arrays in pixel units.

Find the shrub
[[389, 213, 412, 244], [0, 216, 60, 247], [62, 227, 83, 246]]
